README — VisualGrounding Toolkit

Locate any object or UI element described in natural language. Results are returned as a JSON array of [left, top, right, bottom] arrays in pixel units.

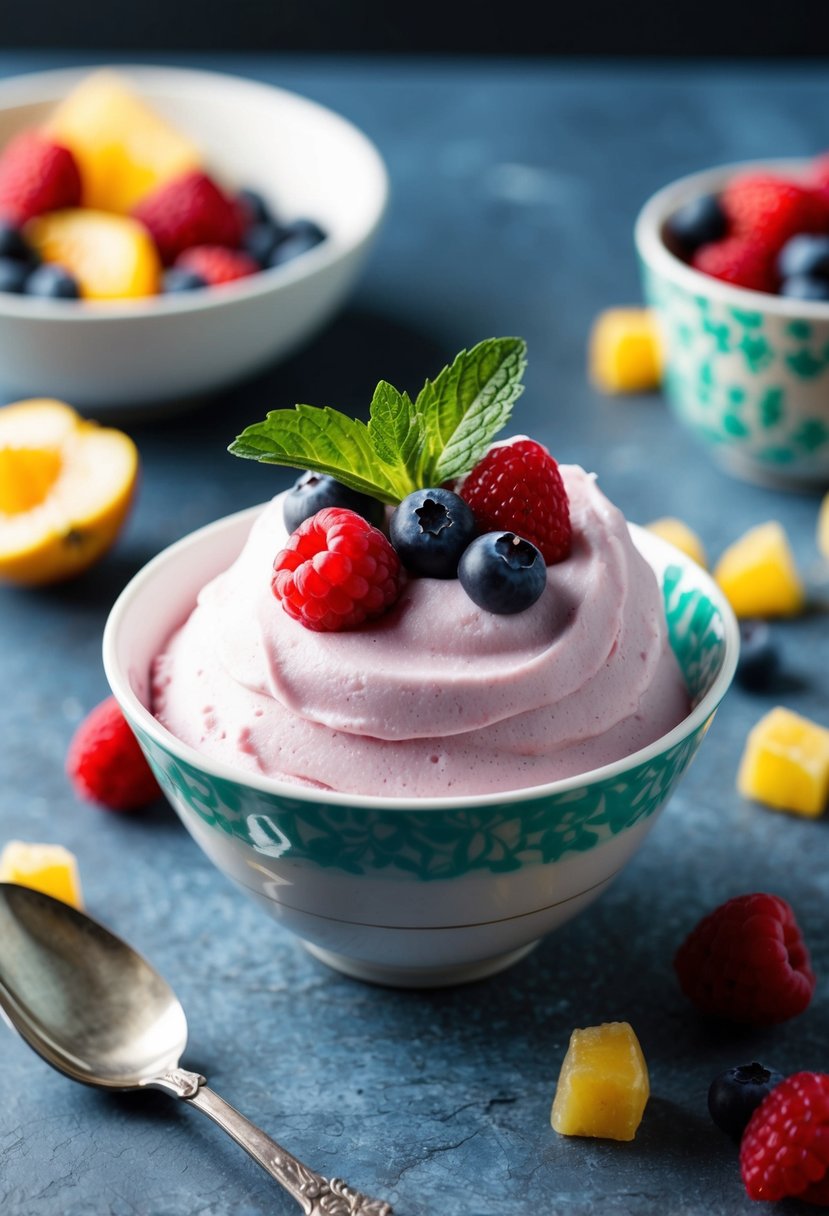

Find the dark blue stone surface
[[1, 54, 828, 1216]]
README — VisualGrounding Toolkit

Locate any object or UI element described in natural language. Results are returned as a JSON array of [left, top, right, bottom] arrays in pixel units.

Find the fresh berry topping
[[66, 696, 162, 812], [458, 531, 546, 614], [273, 507, 403, 632], [389, 488, 477, 578], [674, 893, 816, 1025], [0, 257, 30, 293], [162, 267, 208, 293], [269, 218, 327, 267], [721, 173, 828, 252], [460, 438, 572, 565], [741, 1072, 829, 1204], [237, 187, 275, 229], [708, 1062, 784, 1141], [133, 170, 243, 264], [780, 275, 829, 301], [242, 221, 283, 267], [0, 131, 81, 226], [666, 193, 727, 256], [777, 233, 829, 281], [736, 620, 781, 691], [173, 245, 259, 287], [691, 237, 777, 293], [283, 472, 385, 533], [0, 219, 36, 263], [24, 263, 80, 299]]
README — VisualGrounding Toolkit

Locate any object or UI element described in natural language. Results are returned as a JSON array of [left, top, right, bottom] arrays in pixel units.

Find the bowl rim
[[103, 502, 740, 814], [635, 156, 829, 317], [0, 63, 389, 322]]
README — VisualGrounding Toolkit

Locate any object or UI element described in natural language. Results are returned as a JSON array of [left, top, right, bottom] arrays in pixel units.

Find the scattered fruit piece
[[283, 472, 385, 533], [550, 1022, 650, 1142], [273, 507, 403, 632], [735, 620, 781, 692], [390, 488, 477, 578], [818, 492, 829, 560], [458, 531, 546, 614], [47, 70, 201, 213], [24, 263, 80, 299], [741, 1072, 829, 1204], [737, 706, 829, 818], [0, 130, 82, 226], [714, 521, 804, 618], [665, 193, 727, 256], [460, 438, 572, 564], [708, 1062, 784, 1142], [588, 308, 662, 394], [67, 696, 161, 811], [777, 233, 829, 281], [133, 170, 242, 264], [0, 398, 138, 585], [173, 244, 258, 287], [645, 517, 707, 567], [691, 237, 777, 294], [721, 173, 828, 251], [0, 840, 83, 908], [25, 209, 161, 300], [674, 892, 816, 1024], [268, 218, 327, 267]]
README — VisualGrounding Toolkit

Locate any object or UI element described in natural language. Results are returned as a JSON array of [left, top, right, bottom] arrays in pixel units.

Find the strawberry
[[133, 170, 243, 264], [720, 172, 829, 253], [173, 245, 259, 286], [691, 237, 777, 294], [0, 130, 81, 226], [66, 696, 161, 812]]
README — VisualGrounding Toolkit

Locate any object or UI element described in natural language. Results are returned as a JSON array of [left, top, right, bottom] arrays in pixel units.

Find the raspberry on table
[[273, 507, 403, 632], [459, 438, 572, 565], [741, 1072, 829, 1204], [673, 893, 816, 1025], [66, 696, 162, 812]]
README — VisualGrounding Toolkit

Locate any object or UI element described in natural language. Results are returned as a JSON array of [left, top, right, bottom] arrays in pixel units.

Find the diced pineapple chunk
[[589, 308, 662, 394], [551, 1021, 649, 1141], [0, 841, 84, 908], [714, 521, 804, 618], [645, 517, 707, 568], [818, 492, 829, 561], [737, 706, 829, 818]]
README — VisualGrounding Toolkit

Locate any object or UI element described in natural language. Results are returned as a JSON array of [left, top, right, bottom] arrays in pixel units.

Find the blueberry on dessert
[[390, 488, 476, 578], [458, 532, 546, 614], [283, 472, 385, 532]]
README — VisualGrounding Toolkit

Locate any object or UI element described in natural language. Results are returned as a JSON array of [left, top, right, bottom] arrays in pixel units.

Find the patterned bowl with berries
[[636, 160, 829, 487], [0, 65, 387, 412], [103, 505, 738, 988]]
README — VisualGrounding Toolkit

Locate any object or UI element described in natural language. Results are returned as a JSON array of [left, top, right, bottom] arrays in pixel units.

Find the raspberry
[[741, 1073, 829, 1204], [273, 507, 403, 632], [173, 245, 259, 286], [721, 172, 828, 252], [691, 237, 777, 294], [459, 439, 572, 565], [66, 696, 161, 812], [133, 171, 243, 264], [674, 893, 816, 1025], [0, 131, 81, 226]]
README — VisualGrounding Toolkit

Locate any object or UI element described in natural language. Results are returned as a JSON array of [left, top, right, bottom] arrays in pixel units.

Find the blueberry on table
[[777, 233, 829, 281], [269, 219, 327, 267], [283, 472, 385, 533], [736, 619, 780, 691], [390, 488, 477, 578], [665, 194, 727, 256], [0, 257, 30, 293], [708, 1062, 784, 1141], [238, 187, 275, 228], [25, 263, 80, 299], [242, 221, 283, 267], [162, 268, 208, 293], [780, 274, 829, 301], [458, 531, 546, 613], [0, 220, 37, 264]]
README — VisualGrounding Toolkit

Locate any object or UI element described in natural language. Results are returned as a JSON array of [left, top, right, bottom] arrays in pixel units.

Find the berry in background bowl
[[0, 65, 387, 411], [635, 158, 829, 488]]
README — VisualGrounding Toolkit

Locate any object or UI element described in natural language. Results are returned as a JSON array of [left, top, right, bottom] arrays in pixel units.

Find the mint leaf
[[367, 382, 424, 497]]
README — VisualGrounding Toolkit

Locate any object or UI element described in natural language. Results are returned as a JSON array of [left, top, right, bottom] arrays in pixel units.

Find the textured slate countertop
[[1, 53, 827, 1216]]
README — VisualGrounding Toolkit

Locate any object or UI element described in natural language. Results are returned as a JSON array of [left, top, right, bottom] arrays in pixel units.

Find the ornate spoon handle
[[148, 1068, 393, 1215]]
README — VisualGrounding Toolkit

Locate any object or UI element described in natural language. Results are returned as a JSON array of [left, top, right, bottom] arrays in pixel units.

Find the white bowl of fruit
[[0, 65, 388, 411]]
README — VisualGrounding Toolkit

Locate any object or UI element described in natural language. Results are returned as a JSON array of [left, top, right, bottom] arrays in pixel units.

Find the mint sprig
[[229, 337, 527, 503]]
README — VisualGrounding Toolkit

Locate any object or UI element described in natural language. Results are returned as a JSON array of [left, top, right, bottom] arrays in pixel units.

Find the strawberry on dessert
[[0, 130, 81, 226], [133, 170, 243, 264]]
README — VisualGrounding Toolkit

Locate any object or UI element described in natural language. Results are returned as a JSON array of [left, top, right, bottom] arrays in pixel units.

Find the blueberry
[[780, 275, 829, 301], [0, 257, 30, 293], [458, 531, 546, 614], [708, 1062, 784, 1141], [665, 194, 727, 256], [242, 222, 283, 267], [162, 268, 208, 293], [0, 220, 36, 264], [736, 619, 780, 691], [24, 264, 79, 299], [389, 488, 476, 578], [283, 472, 385, 533], [238, 187, 275, 228], [777, 234, 829, 281], [269, 219, 326, 268]]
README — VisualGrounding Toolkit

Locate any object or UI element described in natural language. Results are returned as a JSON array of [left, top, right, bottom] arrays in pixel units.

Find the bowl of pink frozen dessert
[[103, 339, 739, 987]]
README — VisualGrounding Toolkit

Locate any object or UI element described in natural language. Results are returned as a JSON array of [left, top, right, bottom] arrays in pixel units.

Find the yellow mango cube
[[589, 308, 662, 394], [738, 707, 829, 818], [645, 517, 707, 568], [818, 492, 829, 561], [551, 1021, 649, 1141], [0, 841, 84, 908], [714, 521, 804, 618]]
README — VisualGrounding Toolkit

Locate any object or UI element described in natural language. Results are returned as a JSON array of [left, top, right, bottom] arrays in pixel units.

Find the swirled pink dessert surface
[[152, 466, 689, 796]]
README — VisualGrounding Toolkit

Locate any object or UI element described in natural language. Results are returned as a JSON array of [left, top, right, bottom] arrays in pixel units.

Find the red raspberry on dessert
[[173, 245, 259, 286], [133, 170, 243, 264], [721, 172, 829, 251], [0, 130, 82, 225], [273, 507, 403, 632], [66, 696, 161, 812], [459, 438, 572, 565], [674, 892, 816, 1025], [691, 236, 777, 293], [740, 1072, 829, 1205]]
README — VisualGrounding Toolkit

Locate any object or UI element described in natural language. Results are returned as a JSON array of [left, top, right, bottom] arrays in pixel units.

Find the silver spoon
[[0, 882, 392, 1215]]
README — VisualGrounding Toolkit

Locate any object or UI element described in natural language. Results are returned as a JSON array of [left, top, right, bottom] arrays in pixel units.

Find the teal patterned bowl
[[636, 160, 829, 488], [103, 507, 738, 988]]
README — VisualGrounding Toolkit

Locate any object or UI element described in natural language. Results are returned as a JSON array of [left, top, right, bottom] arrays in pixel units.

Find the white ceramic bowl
[[103, 505, 738, 988], [0, 66, 388, 412]]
